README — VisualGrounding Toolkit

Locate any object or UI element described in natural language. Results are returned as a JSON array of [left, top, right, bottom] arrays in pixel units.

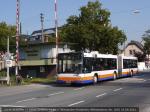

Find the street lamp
[[123, 10, 140, 56], [133, 9, 140, 14]]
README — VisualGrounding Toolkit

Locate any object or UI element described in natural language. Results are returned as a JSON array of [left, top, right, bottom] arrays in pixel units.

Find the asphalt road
[[0, 72, 150, 112]]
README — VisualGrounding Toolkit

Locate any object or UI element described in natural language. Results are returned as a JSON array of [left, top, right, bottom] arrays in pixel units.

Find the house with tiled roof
[[122, 40, 144, 56]]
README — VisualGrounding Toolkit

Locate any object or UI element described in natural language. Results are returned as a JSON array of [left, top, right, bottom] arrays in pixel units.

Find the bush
[[0, 70, 6, 78]]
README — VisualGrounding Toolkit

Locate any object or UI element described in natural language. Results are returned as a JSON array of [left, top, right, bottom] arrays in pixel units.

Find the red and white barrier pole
[[16, 0, 20, 76], [55, 0, 58, 74]]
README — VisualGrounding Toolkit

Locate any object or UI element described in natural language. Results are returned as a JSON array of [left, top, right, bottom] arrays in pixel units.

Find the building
[[19, 42, 71, 78], [122, 40, 144, 56], [30, 28, 56, 43]]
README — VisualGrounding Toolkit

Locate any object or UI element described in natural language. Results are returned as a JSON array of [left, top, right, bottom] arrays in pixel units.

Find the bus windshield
[[58, 52, 82, 74]]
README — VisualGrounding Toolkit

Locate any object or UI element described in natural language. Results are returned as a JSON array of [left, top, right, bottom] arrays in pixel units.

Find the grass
[[23, 77, 56, 85], [0, 70, 56, 86], [31, 77, 56, 84]]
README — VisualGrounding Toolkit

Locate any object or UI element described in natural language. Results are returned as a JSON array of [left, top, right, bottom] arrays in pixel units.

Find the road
[[0, 72, 150, 112]]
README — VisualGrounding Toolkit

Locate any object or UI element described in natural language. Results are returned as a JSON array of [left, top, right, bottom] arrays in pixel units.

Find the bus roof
[[121, 56, 137, 60], [84, 52, 117, 58]]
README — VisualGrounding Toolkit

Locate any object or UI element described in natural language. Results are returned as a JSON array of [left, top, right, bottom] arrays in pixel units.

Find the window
[[40, 66, 45, 72], [86, 57, 117, 71], [130, 60, 138, 68], [107, 58, 117, 69], [123, 59, 137, 69], [83, 58, 92, 73], [58, 53, 82, 73], [133, 50, 136, 55], [123, 59, 130, 69], [129, 50, 132, 55], [92, 58, 105, 71]]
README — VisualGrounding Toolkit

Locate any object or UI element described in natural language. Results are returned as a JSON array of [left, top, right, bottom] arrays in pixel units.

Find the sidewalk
[[138, 69, 150, 73]]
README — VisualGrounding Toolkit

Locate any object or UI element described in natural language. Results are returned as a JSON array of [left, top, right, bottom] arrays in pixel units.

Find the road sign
[[5, 60, 13, 67]]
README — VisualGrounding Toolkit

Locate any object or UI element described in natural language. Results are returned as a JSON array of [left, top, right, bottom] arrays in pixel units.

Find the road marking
[[16, 98, 36, 103], [143, 80, 146, 82], [113, 88, 123, 92], [96, 93, 107, 98], [48, 91, 64, 96], [68, 100, 85, 107], [74, 87, 85, 91], [0, 105, 25, 107]]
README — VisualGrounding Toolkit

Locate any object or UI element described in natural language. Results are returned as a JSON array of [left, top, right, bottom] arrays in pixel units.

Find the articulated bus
[[57, 51, 138, 84], [118, 56, 138, 77]]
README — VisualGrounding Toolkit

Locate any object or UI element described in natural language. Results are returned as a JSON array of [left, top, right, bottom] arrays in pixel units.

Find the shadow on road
[[35, 72, 150, 88]]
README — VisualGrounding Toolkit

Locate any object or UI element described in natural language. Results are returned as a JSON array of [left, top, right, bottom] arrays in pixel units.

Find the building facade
[[122, 40, 144, 56], [19, 42, 71, 78]]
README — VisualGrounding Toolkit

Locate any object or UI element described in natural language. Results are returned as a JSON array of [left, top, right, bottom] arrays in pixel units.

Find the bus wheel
[[93, 75, 98, 84], [113, 72, 117, 80], [130, 70, 133, 77]]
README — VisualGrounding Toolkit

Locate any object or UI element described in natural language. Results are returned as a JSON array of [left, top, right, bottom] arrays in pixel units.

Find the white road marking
[[48, 91, 64, 96], [0, 105, 25, 107], [74, 87, 85, 91], [16, 98, 36, 103], [113, 88, 123, 92], [96, 93, 107, 98], [68, 100, 85, 107], [142, 80, 146, 82]]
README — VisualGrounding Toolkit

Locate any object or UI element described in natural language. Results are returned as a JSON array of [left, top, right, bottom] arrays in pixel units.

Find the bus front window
[[58, 53, 82, 74], [82, 58, 92, 73]]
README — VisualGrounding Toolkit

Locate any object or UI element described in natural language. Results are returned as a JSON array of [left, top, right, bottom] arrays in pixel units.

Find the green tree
[[134, 51, 146, 62], [0, 22, 16, 51], [142, 29, 150, 56], [60, 0, 126, 54]]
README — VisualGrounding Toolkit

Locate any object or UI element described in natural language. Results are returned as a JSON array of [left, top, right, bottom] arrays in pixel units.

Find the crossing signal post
[[16, 0, 20, 76], [6, 36, 10, 85]]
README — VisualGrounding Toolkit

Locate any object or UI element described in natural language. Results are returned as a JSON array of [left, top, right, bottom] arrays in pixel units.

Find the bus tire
[[93, 74, 98, 84], [130, 70, 133, 77], [113, 72, 117, 80]]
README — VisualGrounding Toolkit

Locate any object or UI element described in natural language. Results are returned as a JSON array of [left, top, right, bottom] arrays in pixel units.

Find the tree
[[60, 0, 126, 54], [134, 51, 146, 62], [142, 29, 150, 56], [0, 22, 16, 51]]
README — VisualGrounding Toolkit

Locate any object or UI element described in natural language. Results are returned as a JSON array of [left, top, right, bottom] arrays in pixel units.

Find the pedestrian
[[16, 74, 22, 85]]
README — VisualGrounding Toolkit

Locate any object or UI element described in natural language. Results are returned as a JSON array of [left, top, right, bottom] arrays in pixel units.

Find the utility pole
[[40, 13, 44, 43], [124, 41, 126, 56]]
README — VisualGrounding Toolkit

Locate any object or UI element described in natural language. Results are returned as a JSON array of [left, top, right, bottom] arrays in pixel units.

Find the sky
[[0, 0, 150, 43]]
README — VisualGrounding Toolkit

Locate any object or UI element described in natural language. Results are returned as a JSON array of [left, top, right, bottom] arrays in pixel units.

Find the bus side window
[[99, 58, 104, 70]]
